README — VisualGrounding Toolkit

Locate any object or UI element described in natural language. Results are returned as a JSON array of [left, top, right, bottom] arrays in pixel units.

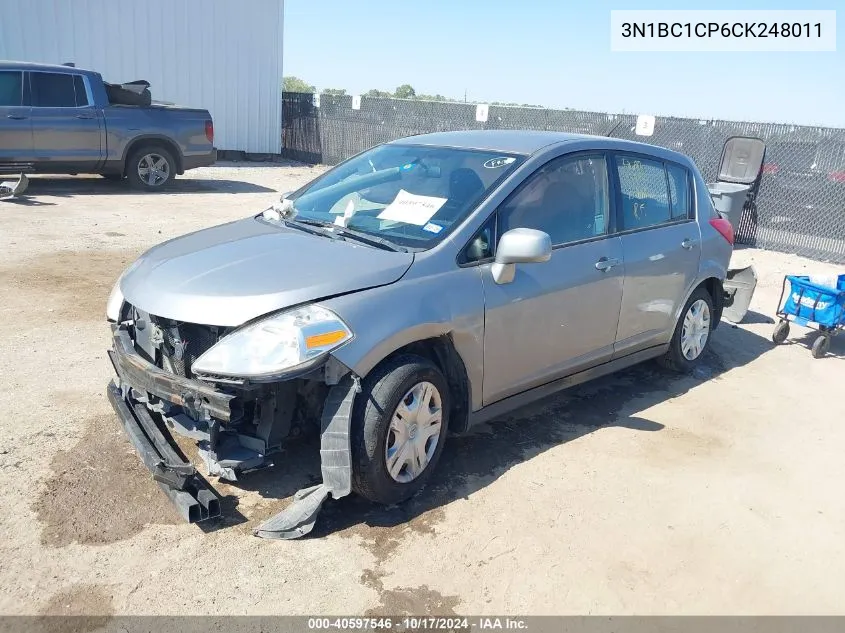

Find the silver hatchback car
[[105, 130, 734, 538]]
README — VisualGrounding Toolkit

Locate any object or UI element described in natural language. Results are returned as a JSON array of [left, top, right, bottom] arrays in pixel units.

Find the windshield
[[285, 144, 524, 249]]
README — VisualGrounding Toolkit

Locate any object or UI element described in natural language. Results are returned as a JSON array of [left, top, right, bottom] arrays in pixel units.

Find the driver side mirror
[[492, 228, 552, 284]]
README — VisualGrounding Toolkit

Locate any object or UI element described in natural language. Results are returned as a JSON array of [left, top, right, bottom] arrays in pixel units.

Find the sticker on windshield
[[483, 156, 517, 169], [422, 222, 443, 234], [377, 189, 447, 226]]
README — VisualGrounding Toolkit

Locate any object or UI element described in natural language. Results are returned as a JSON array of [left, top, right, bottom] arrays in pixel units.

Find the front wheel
[[659, 287, 714, 372], [351, 355, 449, 505], [126, 146, 176, 191]]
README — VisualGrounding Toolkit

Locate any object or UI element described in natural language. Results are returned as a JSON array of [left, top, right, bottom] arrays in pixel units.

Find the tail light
[[828, 171, 845, 183], [762, 163, 779, 174], [205, 120, 214, 144], [709, 217, 734, 245]]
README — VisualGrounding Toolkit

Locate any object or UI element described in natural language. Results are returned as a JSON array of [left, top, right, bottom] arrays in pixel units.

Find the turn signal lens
[[305, 330, 349, 349]]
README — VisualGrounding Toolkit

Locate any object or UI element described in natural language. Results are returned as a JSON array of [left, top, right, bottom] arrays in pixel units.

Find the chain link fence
[[281, 92, 845, 263]]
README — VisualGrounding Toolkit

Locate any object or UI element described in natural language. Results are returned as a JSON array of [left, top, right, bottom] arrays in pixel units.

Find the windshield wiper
[[333, 225, 408, 252], [289, 217, 406, 252], [281, 217, 341, 240]]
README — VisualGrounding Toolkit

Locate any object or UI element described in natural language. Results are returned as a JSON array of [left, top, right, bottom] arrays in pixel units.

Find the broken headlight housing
[[191, 305, 353, 381]]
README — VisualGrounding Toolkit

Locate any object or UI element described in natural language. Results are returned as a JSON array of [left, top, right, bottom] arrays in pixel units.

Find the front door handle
[[6, 114, 28, 120], [681, 238, 698, 250], [595, 257, 621, 272], [75, 113, 94, 119]]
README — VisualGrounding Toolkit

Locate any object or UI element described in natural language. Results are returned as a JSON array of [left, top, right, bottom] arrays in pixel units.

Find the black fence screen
[[281, 92, 845, 263]]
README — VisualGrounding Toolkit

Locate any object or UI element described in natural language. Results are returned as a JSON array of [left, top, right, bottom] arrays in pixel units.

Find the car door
[[611, 153, 702, 357], [0, 69, 34, 165], [28, 71, 103, 171], [478, 153, 625, 405]]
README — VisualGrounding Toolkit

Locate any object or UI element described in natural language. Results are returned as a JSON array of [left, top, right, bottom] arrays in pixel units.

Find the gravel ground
[[1, 163, 844, 617]]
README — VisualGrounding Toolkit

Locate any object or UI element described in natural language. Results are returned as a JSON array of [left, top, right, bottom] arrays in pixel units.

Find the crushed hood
[[120, 217, 414, 326]]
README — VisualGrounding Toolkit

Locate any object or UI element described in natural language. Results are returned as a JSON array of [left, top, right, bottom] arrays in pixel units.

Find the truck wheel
[[658, 286, 714, 372], [351, 355, 449, 505], [126, 146, 175, 190]]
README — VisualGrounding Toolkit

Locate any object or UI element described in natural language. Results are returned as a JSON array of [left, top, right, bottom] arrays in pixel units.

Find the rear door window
[[615, 155, 671, 231], [0, 71, 23, 106], [30, 72, 78, 107]]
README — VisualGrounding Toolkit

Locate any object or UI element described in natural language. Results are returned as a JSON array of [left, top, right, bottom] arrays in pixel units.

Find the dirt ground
[[1, 163, 844, 617]]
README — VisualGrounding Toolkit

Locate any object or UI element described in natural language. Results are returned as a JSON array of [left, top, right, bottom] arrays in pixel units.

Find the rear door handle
[[6, 114, 28, 120], [681, 238, 698, 250], [595, 257, 621, 272]]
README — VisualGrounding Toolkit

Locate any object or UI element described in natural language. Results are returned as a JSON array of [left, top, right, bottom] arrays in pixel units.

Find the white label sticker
[[422, 222, 444, 234], [475, 103, 489, 123], [377, 189, 447, 226], [313, 93, 320, 108], [635, 114, 655, 136], [483, 156, 516, 169], [351, 95, 361, 110]]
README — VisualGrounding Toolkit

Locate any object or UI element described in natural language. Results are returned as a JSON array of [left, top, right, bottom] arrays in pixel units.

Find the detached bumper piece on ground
[[0, 173, 28, 200]]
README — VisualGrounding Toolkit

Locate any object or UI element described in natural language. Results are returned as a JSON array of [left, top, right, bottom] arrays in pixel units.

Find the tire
[[351, 354, 450, 505], [659, 286, 714, 372], [812, 334, 831, 359], [126, 146, 176, 191], [101, 173, 125, 181], [772, 320, 790, 344]]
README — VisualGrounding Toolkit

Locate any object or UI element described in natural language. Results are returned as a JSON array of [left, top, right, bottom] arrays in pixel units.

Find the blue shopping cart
[[773, 274, 845, 358]]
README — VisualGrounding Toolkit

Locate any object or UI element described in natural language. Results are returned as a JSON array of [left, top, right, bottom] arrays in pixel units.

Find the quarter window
[[499, 155, 610, 245], [666, 163, 691, 219], [0, 71, 22, 107], [73, 75, 89, 106], [616, 156, 671, 230], [30, 72, 79, 107]]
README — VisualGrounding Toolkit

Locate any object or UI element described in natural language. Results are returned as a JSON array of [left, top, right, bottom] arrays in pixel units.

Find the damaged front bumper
[[106, 323, 358, 537], [106, 380, 221, 522]]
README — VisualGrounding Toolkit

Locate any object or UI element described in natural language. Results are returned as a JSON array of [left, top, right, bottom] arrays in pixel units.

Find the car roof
[[392, 129, 692, 164], [0, 60, 98, 75]]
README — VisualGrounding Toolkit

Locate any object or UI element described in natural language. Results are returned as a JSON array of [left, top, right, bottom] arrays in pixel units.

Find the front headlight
[[191, 305, 353, 380], [106, 280, 125, 322]]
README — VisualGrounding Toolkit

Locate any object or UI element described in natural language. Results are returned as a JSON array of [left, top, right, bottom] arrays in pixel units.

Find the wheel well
[[379, 336, 471, 434], [123, 138, 183, 175], [702, 277, 724, 328]]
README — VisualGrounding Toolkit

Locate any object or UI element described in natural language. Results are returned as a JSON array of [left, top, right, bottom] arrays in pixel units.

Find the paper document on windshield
[[377, 189, 447, 226]]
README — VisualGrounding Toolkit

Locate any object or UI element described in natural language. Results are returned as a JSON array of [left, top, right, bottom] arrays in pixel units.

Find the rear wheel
[[812, 334, 831, 359], [351, 355, 449, 505], [126, 146, 176, 191], [659, 287, 714, 372]]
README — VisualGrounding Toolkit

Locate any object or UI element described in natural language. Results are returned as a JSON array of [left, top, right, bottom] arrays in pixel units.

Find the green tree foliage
[[283, 76, 316, 93], [365, 89, 393, 98], [393, 84, 417, 99], [321, 88, 347, 95]]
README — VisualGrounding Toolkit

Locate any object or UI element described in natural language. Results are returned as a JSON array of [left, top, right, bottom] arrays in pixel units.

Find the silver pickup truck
[[0, 61, 216, 190]]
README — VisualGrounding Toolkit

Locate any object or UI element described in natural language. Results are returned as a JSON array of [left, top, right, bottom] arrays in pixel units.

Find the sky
[[284, 0, 844, 128]]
